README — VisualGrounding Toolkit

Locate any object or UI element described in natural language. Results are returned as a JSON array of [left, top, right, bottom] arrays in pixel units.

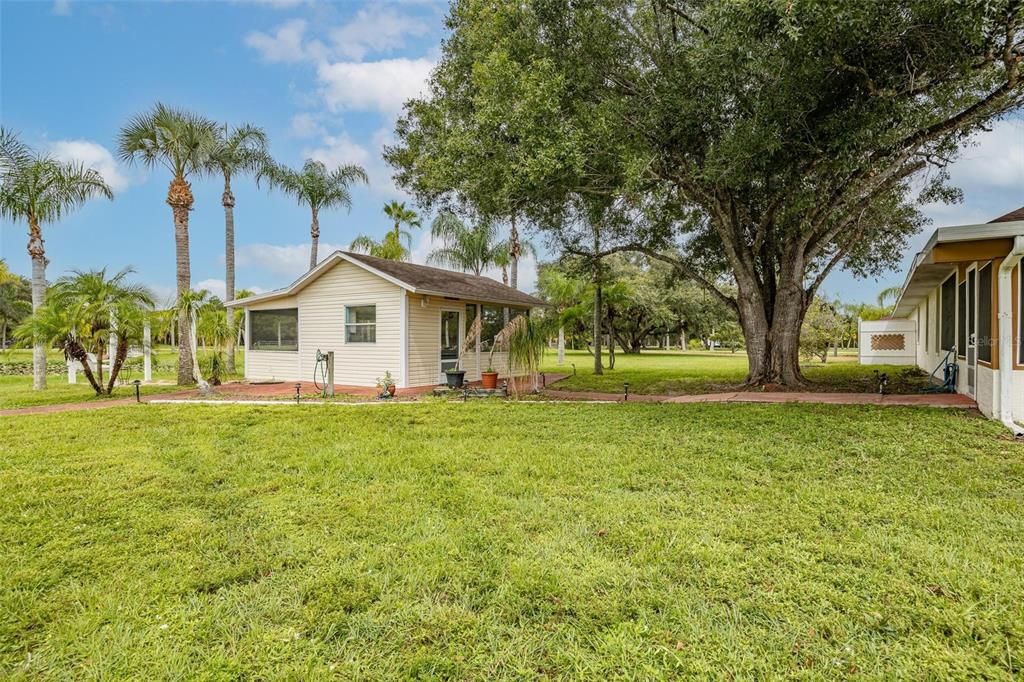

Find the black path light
[[623, 382, 629, 401], [133, 379, 142, 403], [295, 383, 302, 404]]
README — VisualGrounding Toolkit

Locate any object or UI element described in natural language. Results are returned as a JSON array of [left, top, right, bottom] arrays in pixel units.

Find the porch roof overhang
[[891, 220, 1024, 318]]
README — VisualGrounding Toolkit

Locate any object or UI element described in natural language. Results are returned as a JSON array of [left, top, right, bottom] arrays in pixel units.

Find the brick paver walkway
[[3, 374, 974, 417]]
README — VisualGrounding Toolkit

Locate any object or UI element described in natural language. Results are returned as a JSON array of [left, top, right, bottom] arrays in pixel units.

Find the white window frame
[[345, 305, 377, 344]]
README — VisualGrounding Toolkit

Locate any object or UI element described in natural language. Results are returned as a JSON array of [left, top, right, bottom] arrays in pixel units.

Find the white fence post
[[557, 326, 565, 365], [143, 318, 152, 382]]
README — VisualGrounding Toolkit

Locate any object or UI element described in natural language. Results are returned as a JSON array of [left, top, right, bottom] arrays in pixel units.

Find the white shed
[[227, 251, 545, 389]]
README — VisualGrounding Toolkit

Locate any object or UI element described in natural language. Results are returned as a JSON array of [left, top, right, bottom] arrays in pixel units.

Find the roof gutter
[[997, 235, 1024, 436]]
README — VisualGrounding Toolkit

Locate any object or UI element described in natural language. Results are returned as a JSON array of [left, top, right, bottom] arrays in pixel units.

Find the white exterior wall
[[245, 294, 301, 382], [406, 293, 510, 387], [858, 318, 918, 365], [296, 261, 403, 387], [899, 269, 1024, 423], [243, 264, 403, 387]]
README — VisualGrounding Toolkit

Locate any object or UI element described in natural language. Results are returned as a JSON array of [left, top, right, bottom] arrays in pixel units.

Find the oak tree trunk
[[309, 206, 320, 270], [168, 176, 195, 386], [736, 273, 807, 386], [27, 217, 47, 390], [223, 176, 236, 374], [592, 282, 603, 375]]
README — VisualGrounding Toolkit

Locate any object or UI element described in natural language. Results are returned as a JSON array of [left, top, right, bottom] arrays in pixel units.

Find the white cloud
[[48, 139, 132, 193], [237, 242, 348, 279], [945, 118, 1024, 191], [304, 133, 372, 169], [303, 126, 405, 197], [53, 0, 71, 16], [245, 19, 326, 64], [329, 6, 430, 60], [317, 58, 434, 114], [288, 113, 325, 138]]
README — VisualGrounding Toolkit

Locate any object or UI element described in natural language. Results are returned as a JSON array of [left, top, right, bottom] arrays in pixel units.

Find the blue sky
[[0, 0, 1021, 305]]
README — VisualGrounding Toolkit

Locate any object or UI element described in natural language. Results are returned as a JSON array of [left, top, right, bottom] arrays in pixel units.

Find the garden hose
[[313, 349, 329, 396]]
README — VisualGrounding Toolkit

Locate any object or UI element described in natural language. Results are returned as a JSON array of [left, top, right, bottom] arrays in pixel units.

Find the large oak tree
[[388, 0, 1024, 385]]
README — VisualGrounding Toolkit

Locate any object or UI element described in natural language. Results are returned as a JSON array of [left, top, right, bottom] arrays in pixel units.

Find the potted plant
[[481, 362, 499, 389], [376, 370, 396, 397], [481, 322, 503, 389]]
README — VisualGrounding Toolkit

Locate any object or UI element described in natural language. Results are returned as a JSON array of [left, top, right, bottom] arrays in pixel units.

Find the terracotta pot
[[387, 384, 397, 396], [481, 371, 499, 389]]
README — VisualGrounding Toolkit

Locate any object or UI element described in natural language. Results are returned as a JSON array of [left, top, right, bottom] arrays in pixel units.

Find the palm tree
[[15, 267, 153, 395], [0, 133, 113, 390], [383, 200, 420, 245], [205, 123, 268, 375], [877, 285, 902, 314], [261, 159, 368, 270], [0, 126, 30, 177], [349, 230, 409, 260], [350, 201, 421, 261], [427, 212, 510, 276], [176, 288, 212, 392], [118, 103, 218, 385]]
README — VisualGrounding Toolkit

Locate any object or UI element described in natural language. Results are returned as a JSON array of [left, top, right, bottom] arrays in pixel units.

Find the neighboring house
[[227, 251, 545, 388], [879, 206, 1024, 430]]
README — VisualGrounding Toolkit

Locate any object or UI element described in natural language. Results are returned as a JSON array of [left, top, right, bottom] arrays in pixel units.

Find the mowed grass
[[1, 402, 1021, 678], [542, 349, 929, 395], [0, 376, 186, 410], [0, 347, 244, 409]]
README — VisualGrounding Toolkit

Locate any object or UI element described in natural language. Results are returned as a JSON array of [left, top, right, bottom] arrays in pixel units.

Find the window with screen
[[250, 309, 298, 351], [923, 295, 929, 351], [978, 264, 992, 363], [480, 304, 504, 351], [957, 280, 967, 355], [940, 275, 956, 351], [345, 305, 376, 343]]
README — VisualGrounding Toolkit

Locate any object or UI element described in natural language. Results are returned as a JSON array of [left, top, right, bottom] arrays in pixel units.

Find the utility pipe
[[997, 235, 1024, 436]]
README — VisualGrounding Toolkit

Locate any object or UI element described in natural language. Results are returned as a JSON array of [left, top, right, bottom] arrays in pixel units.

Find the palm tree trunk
[[27, 217, 47, 390], [168, 176, 195, 385], [309, 206, 320, 270], [223, 175, 237, 374], [509, 216, 520, 290]]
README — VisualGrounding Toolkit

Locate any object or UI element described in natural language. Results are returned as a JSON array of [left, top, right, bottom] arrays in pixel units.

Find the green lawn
[[542, 349, 930, 395], [0, 347, 244, 409], [0, 376, 189, 410], [1, 402, 1021, 678]]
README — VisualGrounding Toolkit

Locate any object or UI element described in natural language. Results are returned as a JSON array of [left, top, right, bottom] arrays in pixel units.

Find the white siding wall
[[296, 261, 403, 387], [245, 294, 301, 382], [405, 293, 511, 387]]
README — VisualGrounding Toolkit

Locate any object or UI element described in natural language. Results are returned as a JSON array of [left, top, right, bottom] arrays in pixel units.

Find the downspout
[[997, 235, 1024, 436]]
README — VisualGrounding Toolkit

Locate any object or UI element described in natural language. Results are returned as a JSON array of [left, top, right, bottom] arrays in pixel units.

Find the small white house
[[882, 206, 1024, 431], [227, 251, 545, 388]]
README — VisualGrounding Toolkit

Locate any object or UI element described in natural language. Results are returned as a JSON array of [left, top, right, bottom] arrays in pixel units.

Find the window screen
[[250, 309, 298, 351], [940, 275, 956, 351], [345, 305, 376, 343], [978, 264, 992, 363], [957, 280, 967, 355], [480, 304, 503, 351]]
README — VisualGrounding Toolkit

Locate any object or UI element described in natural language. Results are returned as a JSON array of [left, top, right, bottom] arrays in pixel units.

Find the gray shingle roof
[[343, 251, 545, 307]]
